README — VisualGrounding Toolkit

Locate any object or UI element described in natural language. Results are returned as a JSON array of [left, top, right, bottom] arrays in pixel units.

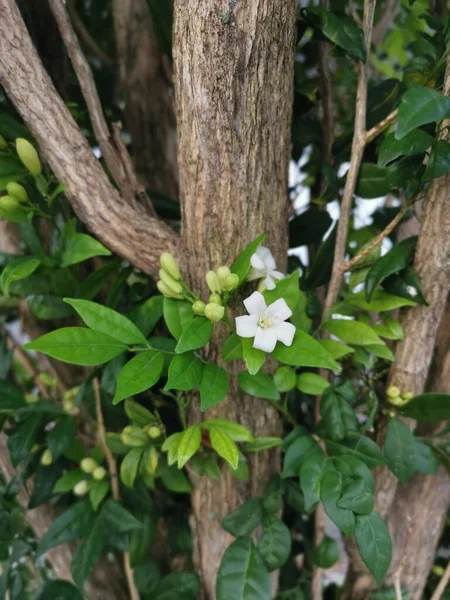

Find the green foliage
[[384, 418, 418, 483]]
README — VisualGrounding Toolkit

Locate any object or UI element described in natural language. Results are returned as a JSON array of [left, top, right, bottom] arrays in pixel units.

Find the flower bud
[[160, 253, 181, 281], [16, 138, 41, 176], [40, 449, 53, 466], [144, 446, 159, 475], [121, 425, 148, 447], [433, 565, 445, 577], [192, 300, 206, 315], [80, 457, 98, 474], [204, 302, 225, 322], [73, 480, 89, 496], [93, 466, 107, 481], [387, 395, 404, 407], [206, 271, 221, 293], [216, 266, 231, 285], [387, 386, 400, 398], [159, 269, 183, 294], [157, 280, 183, 300], [0, 135, 7, 150], [223, 273, 239, 292], [148, 426, 161, 439], [0, 195, 20, 211], [402, 391, 413, 402], [209, 293, 223, 305], [25, 394, 39, 404], [62, 398, 78, 415], [6, 182, 28, 203]]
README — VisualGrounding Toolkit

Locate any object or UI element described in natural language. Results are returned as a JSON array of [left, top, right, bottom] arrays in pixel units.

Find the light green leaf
[[61, 233, 111, 267], [1, 256, 40, 297], [258, 515, 291, 571], [203, 419, 253, 442], [162, 432, 183, 466], [263, 271, 300, 311], [222, 333, 243, 361], [177, 425, 202, 468], [297, 373, 329, 395], [129, 296, 163, 337], [365, 344, 395, 362], [242, 338, 265, 375], [89, 480, 110, 511], [273, 366, 297, 392], [160, 464, 193, 494], [113, 351, 164, 404], [222, 498, 264, 537], [199, 365, 229, 411], [354, 512, 392, 584], [24, 328, 128, 366], [396, 86, 450, 140], [238, 371, 279, 400], [175, 317, 213, 353], [243, 437, 283, 453], [124, 399, 156, 428], [231, 234, 266, 284], [165, 353, 203, 391], [53, 469, 85, 494], [209, 426, 239, 469], [323, 319, 383, 346], [120, 447, 144, 488], [163, 298, 194, 341], [318, 339, 355, 359], [64, 298, 147, 345], [273, 330, 340, 371], [348, 290, 416, 312]]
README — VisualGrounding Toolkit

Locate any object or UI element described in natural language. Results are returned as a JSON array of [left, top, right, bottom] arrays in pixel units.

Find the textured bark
[[0, 0, 178, 278], [173, 2, 296, 597], [113, 0, 178, 201]]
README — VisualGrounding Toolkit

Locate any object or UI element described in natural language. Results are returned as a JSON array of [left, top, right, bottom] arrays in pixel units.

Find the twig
[[364, 108, 398, 145], [66, 0, 113, 69], [322, 0, 377, 320], [93, 378, 139, 600], [372, 0, 399, 47], [394, 570, 402, 600], [431, 561, 450, 600], [341, 198, 413, 272], [3, 328, 49, 399]]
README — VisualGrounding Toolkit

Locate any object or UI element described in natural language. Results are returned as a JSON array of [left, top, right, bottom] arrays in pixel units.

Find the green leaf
[[176, 317, 213, 353], [372, 320, 404, 341], [64, 298, 147, 345], [282, 435, 318, 479], [423, 140, 450, 181], [37, 500, 94, 556], [262, 477, 283, 514], [162, 432, 183, 466], [320, 388, 347, 441], [163, 298, 194, 341], [27, 295, 74, 320], [61, 233, 111, 267], [337, 477, 374, 514], [129, 296, 163, 337], [203, 419, 253, 442], [258, 515, 291, 571], [354, 512, 392, 584], [302, 8, 366, 62], [71, 517, 104, 588], [154, 572, 200, 600], [415, 441, 439, 475], [36, 581, 83, 600], [243, 437, 283, 453], [242, 338, 265, 375], [120, 447, 144, 487], [216, 536, 271, 600], [384, 418, 418, 483], [160, 464, 193, 494], [0, 381, 26, 410], [365, 237, 416, 301], [378, 130, 433, 167], [398, 393, 450, 421], [47, 416, 77, 459], [263, 271, 300, 311], [24, 328, 128, 366], [129, 513, 156, 567], [396, 86, 450, 140], [89, 480, 110, 511], [289, 207, 332, 247], [297, 373, 330, 396], [326, 433, 386, 468], [8, 414, 42, 467], [113, 351, 164, 404], [231, 234, 266, 284], [321, 471, 355, 538], [383, 266, 427, 306], [165, 353, 203, 391], [318, 339, 355, 359], [356, 163, 391, 199], [53, 470, 85, 494], [124, 399, 156, 428], [348, 290, 416, 312], [199, 365, 229, 411], [273, 366, 296, 392], [238, 371, 279, 400], [209, 426, 239, 469], [222, 498, 264, 537], [222, 333, 243, 361], [272, 329, 340, 371], [101, 499, 143, 533], [334, 455, 375, 493], [323, 319, 383, 346], [1, 257, 40, 297], [177, 425, 202, 468], [313, 535, 340, 569], [300, 450, 332, 511]]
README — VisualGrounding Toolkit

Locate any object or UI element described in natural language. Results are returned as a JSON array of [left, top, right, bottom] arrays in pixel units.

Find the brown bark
[[173, 2, 296, 597], [0, 0, 178, 278], [113, 0, 178, 202]]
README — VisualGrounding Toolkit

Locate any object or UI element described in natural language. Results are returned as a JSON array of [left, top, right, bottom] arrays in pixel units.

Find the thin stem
[[364, 108, 399, 145], [431, 561, 450, 600]]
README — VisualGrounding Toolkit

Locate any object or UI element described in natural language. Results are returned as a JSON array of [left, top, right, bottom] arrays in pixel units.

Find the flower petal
[[250, 253, 266, 270], [270, 270, 285, 281], [253, 327, 277, 353], [235, 315, 258, 338], [263, 275, 276, 290], [257, 247, 276, 270], [247, 267, 266, 281], [272, 322, 296, 346], [244, 291, 267, 315], [266, 298, 292, 322]]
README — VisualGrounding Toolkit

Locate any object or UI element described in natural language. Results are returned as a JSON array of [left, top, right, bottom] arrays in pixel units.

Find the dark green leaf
[[37, 500, 94, 556], [199, 364, 229, 411], [378, 130, 433, 167], [160, 464, 193, 493], [356, 163, 391, 199], [272, 329, 340, 371], [320, 471, 355, 538], [71, 517, 104, 588], [396, 86, 450, 140], [155, 571, 200, 600], [101, 499, 143, 533], [282, 435, 318, 479], [325, 432, 386, 468], [165, 353, 203, 391], [47, 417, 77, 459], [423, 140, 450, 180], [61, 233, 111, 267], [415, 441, 439, 475], [337, 477, 374, 514], [27, 295, 74, 320], [36, 581, 83, 600], [113, 350, 165, 404], [124, 400, 156, 428], [382, 267, 427, 306], [0, 381, 26, 410], [313, 535, 340, 568], [398, 393, 450, 422], [258, 515, 291, 571], [319, 339, 355, 360], [8, 414, 42, 467], [130, 514, 156, 567], [231, 234, 266, 284], [238, 371, 279, 400], [334, 455, 375, 493], [176, 317, 213, 353], [89, 480, 110, 511], [53, 470, 85, 494], [300, 450, 333, 511], [222, 498, 263, 537], [354, 512, 392, 584], [347, 289, 417, 311], [289, 207, 332, 247]]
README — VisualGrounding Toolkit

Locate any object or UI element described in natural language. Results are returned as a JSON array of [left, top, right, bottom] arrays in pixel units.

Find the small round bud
[[388, 410, 396, 418], [160, 253, 181, 281], [216, 266, 231, 285], [387, 386, 400, 399], [25, 394, 39, 404], [0, 135, 7, 150], [80, 457, 98, 474], [157, 280, 183, 299], [402, 391, 414, 401], [387, 395, 404, 407], [433, 565, 445, 577], [6, 182, 28, 203], [0, 195, 20, 211], [121, 425, 148, 447], [204, 302, 225, 322], [93, 466, 107, 481], [146, 447, 159, 475], [274, 366, 296, 392], [40, 449, 53, 466], [192, 300, 206, 316], [73, 480, 89, 496], [62, 399, 78, 415], [16, 138, 41, 176], [223, 273, 239, 292], [159, 269, 183, 294], [148, 426, 161, 439], [209, 293, 223, 305], [206, 271, 221, 293]]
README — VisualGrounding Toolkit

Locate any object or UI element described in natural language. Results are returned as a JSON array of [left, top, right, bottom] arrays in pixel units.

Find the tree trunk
[[173, 2, 296, 597]]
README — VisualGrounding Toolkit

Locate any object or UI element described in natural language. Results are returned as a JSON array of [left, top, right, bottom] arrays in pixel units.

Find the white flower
[[248, 246, 284, 291], [235, 291, 296, 353]]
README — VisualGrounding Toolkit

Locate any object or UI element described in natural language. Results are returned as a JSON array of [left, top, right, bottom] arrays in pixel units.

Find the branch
[[431, 561, 450, 600], [322, 0, 377, 318], [372, 0, 399, 47], [0, 0, 178, 277], [66, 0, 114, 69], [93, 378, 139, 600], [3, 328, 49, 399]]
